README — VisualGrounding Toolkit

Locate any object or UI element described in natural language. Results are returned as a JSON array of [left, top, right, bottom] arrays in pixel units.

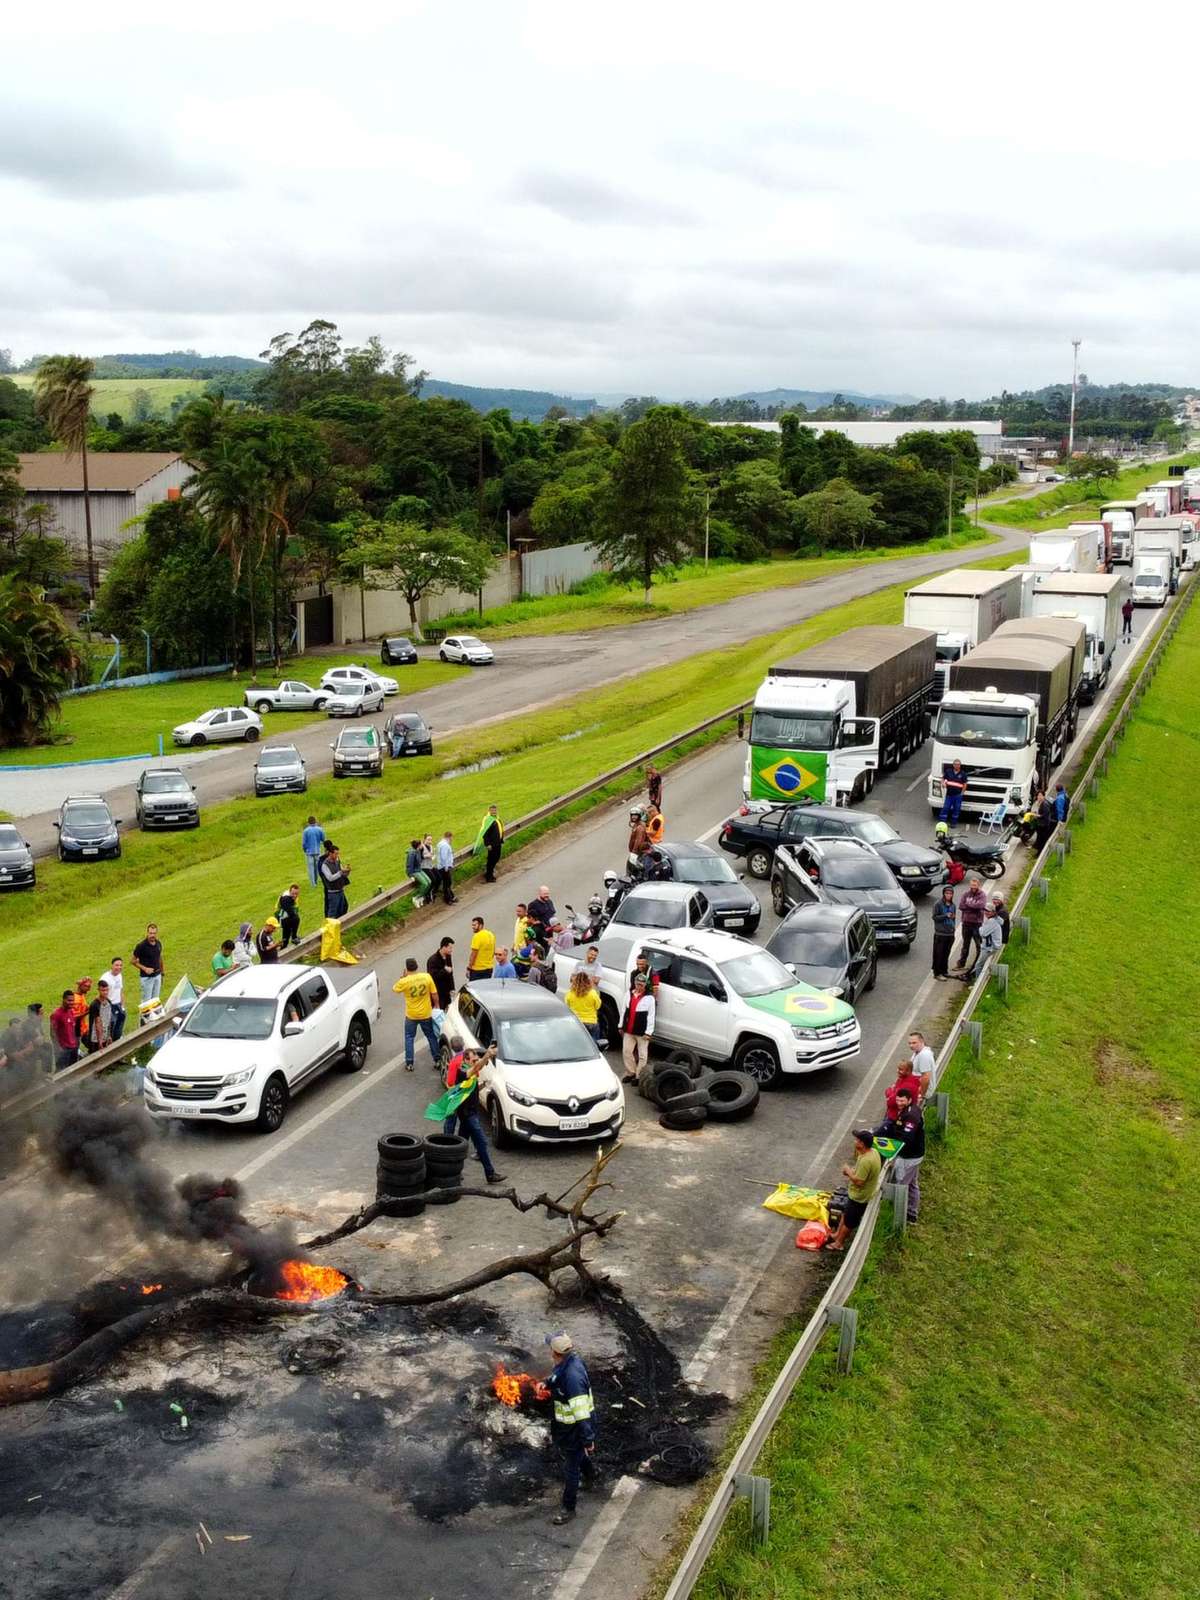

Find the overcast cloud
[[3, 0, 1198, 397]]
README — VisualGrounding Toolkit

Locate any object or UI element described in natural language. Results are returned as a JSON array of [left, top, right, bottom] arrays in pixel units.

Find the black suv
[[380, 636, 419, 666], [720, 800, 942, 896], [770, 837, 917, 949], [54, 794, 122, 862]]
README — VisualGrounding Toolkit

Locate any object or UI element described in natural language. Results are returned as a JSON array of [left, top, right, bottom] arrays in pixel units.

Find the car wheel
[[733, 1036, 781, 1089], [355, 704, 364, 717], [342, 1016, 369, 1072], [191, 733, 207, 747], [747, 846, 772, 879], [439, 649, 449, 662], [489, 1096, 512, 1149], [113, 843, 121, 859], [254, 1074, 289, 1134], [771, 878, 787, 916], [254, 700, 272, 714], [599, 997, 621, 1052], [58, 845, 67, 863], [244, 727, 259, 742]]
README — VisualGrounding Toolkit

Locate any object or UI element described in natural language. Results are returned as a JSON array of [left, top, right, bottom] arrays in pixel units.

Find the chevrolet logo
[[179, 1082, 192, 1090]]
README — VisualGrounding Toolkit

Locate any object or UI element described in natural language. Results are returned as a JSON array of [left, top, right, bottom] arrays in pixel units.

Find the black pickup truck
[[718, 800, 943, 896]]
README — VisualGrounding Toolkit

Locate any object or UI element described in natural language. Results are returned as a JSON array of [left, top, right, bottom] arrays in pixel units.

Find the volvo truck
[[1100, 501, 1138, 564], [902, 569, 1023, 706], [1028, 573, 1128, 701]]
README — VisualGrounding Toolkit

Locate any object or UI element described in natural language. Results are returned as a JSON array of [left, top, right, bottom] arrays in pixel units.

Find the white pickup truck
[[554, 927, 861, 1088], [144, 963, 381, 1133]]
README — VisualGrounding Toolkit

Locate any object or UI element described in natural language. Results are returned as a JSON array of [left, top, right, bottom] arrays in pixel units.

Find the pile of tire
[[422, 1132, 469, 1203], [376, 1133, 427, 1217], [636, 1049, 761, 1131]]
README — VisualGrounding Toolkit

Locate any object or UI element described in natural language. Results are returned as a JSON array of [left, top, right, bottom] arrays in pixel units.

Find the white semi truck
[[1133, 520, 1186, 592], [1028, 574, 1128, 702], [902, 568, 1023, 707], [1099, 501, 1138, 564], [1028, 529, 1092, 572]]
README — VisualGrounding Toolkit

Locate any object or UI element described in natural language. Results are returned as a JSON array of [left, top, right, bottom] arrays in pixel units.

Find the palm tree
[[33, 355, 97, 598], [0, 574, 82, 746]]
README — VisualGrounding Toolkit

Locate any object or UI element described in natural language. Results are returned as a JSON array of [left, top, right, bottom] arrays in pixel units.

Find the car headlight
[[507, 1086, 537, 1107], [791, 1025, 813, 1041], [221, 1068, 255, 1087], [899, 865, 921, 877], [821, 986, 845, 998], [605, 1083, 621, 1101], [748, 896, 761, 912]]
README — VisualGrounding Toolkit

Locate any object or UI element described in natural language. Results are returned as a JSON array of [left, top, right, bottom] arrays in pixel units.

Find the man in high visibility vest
[[545, 1330, 597, 1525]]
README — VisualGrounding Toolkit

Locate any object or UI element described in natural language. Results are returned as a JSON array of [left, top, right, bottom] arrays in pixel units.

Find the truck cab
[[1131, 553, 1170, 606], [745, 677, 878, 806], [929, 689, 1038, 815]]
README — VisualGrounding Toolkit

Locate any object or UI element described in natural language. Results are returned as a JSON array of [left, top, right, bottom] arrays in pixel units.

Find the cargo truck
[[1028, 529, 1093, 572], [1183, 470, 1200, 513], [1028, 573, 1128, 702], [1099, 501, 1138, 564], [1149, 479, 1184, 514], [901, 568, 1023, 706], [745, 625, 936, 806], [1131, 551, 1171, 606], [1065, 521, 1110, 571], [1133, 520, 1185, 591], [928, 623, 1081, 817]]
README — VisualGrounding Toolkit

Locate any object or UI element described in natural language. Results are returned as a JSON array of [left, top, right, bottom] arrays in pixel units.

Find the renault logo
[[567, 1096, 580, 1113]]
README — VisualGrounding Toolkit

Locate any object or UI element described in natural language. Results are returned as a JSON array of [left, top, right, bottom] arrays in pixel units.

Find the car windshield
[[340, 730, 377, 747], [671, 855, 737, 885], [498, 1016, 598, 1064], [395, 715, 424, 729], [614, 897, 685, 928], [386, 639, 410, 648], [934, 707, 1031, 750], [141, 773, 188, 793], [846, 815, 898, 845], [183, 997, 277, 1039], [775, 931, 847, 965], [720, 948, 795, 998], [64, 805, 111, 828], [0, 825, 21, 847], [459, 637, 485, 649], [825, 856, 894, 890], [259, 749, 298, 766], [750, 709, 835, 750]]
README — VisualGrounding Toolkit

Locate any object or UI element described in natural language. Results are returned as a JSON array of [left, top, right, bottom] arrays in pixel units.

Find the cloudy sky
[[3, 0, 1198, 399]]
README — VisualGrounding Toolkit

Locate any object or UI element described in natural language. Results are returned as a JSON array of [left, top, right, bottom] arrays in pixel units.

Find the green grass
[[11, 374, 207, 421], [0, 655, 460, 766], [690, 597, 1200, 1600], [984, 454, 1200, 531], [437, 529, 993, 639]]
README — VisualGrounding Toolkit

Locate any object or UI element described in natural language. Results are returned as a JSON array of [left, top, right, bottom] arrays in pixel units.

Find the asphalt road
[[0, 583, 1165, 1600], [6, 527, 1032, 852]]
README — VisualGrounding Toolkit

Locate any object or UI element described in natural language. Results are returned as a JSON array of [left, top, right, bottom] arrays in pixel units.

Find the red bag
[[795, 1220, 829, 1251]]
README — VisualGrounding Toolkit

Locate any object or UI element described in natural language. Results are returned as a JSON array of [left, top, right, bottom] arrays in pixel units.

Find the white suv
[[320, 664, 399, 696]]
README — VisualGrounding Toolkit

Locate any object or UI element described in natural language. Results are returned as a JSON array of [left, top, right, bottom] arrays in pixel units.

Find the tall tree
[[594, 409, 701, 602], [336, 519, 493, 639], [794, 478, 881, 552], [0, 575, 81, 746], [33, 355, 97, 596]]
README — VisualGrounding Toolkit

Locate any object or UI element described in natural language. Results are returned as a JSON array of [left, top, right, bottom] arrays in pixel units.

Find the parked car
[[383, 711, 434, 757], [143, 963, 380, 1133], [0, 823, 35, 890], [331, 725, 384, 778], [54, 794, 122, 862], [651, 841, 761, 933], [254, 745, 307, 796], [172, 707, 262, 747], [770, 837, 917, 949], [719, 800, 942, 894], [325, 678, 386, 717], [320, 665, 399, 696], [603, 880, 715, 966], [438, 634, 495, 665], [380, 636, 419, 666], [135, 768, 200, 830], [442, 980, 623, 1147], [244, 680, 330, 715], [765, 905, 877, 1003]]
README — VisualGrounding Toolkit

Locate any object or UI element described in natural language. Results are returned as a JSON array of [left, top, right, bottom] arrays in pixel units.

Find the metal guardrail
[[661, 573, 1195, 1598]]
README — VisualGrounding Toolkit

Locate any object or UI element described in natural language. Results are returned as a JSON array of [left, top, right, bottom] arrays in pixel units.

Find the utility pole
[[704, 490, 711, 569], [1068, 337, 1081, 458], [948, 469, 954, 538]]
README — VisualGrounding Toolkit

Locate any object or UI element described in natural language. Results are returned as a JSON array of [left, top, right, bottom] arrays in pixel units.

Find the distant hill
[[731, 387, 914, 410], [418, 379, 596, 420]]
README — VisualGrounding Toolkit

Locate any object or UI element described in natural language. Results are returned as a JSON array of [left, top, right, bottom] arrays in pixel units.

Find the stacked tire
[[377, 1133, 426, 1217], [636, 1049, 761, 1129], [423, 1132, 469, 1203]]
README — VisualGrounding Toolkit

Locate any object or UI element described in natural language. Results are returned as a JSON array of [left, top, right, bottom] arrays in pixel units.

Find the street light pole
[[1068, 337, 1081, 458], [704, 490, 711, 569]]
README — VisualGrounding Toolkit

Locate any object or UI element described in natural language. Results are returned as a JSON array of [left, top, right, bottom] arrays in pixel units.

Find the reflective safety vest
[[549, 1352, 596, 1439]]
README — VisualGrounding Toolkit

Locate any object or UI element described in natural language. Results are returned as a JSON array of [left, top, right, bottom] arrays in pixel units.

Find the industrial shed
[[16, 452, 194, 563]]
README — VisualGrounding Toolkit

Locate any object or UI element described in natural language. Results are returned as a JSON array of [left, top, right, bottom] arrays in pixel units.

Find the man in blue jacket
[[546, 1331, 597, 1525]]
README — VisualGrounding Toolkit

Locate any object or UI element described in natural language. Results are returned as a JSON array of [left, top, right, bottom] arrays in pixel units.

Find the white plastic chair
[[978, 801, 1008, 835]]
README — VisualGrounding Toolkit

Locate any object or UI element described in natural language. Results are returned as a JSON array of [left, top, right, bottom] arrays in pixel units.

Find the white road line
[[554, 1477, 644, 1600], [906, 769, 928, 794], [103, 1535, 181, 1600], [231, 1049, 403, 1185], [694, 819, 725, 844], [682, 1230, 783, 1387]]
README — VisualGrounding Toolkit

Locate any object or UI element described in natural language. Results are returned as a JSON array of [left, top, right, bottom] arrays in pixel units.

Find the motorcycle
[[562, 892, 607, 946], [602, 871, 633, 919], [935, 833, 1008, 880]]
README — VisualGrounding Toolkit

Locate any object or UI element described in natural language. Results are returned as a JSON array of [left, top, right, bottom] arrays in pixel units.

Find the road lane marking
[[553, 1477, 644, 1600], [103, 1535, 182, 1600]]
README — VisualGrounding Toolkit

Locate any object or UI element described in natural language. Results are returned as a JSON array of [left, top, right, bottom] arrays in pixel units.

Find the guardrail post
[[827, 1305, 859, 1374], [992, 960, 1009, 996], [1037, 876, 1050, 901], [732, 1474, 771, 1546], [934, 1091, 950, 1134], [1076, 799, 1087, 822], [736, 711, 745, 739], [884, 1181, 908, 1238], [966, 1019, 983, 1057], [1017, 914, 1031, 944], [1054, 842, 1067, 866]]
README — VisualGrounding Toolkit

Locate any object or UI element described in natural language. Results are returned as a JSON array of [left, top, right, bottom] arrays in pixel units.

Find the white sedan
[[325, 679, 387, 717], [320, 664, 399, 696], [173, 706, 263, 746], [439, 634, 495, 665]]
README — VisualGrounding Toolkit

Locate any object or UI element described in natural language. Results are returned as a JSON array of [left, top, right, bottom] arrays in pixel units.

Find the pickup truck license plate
[[170, 1106, 205, 1117], [83, 847, 99, 855], [558, 1116, 589, 1132]]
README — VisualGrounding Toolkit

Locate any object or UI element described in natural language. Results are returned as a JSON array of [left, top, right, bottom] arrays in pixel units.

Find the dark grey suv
[[135, 768, 200, 829], [770, 837, 917, 950]]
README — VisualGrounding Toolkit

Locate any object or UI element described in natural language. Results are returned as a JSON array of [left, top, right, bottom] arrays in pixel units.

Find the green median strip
[[686, 591, 1200, 1600], [983, 454, 1200, 531]]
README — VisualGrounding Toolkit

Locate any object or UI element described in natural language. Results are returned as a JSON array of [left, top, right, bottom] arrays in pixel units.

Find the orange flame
[[273, 1260, 350, 1303], [140, 1283, 164, 1295], [492, 1363, 549, 1407]]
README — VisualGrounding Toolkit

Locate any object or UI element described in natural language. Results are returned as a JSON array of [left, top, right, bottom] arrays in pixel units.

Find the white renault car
[[442, 980, 623, 1146], [172, 706, 263, 746], [438, 634, 495, 665], [320, 664, 399, 696]]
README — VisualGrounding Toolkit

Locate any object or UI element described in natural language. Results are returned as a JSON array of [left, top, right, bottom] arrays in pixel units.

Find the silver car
[[135, 767, 200, 829], [172, 707, 263, 746], [254, 745, 307, 796], [325, 679, 386, 717], [320, 665, 399, 696], [244, 680, 331, 714]]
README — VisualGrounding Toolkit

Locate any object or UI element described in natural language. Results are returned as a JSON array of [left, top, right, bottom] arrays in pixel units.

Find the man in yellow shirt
[[394, 957, 439, 1071], [467, 917, 496, 980]]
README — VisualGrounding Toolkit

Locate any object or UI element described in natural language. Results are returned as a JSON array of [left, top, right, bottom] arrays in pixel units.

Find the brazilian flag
[[424, 1078, 477, 1123]]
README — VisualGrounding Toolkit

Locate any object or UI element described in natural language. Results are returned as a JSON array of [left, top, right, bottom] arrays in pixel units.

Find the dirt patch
[[1092, 1042, 1186, 1133]]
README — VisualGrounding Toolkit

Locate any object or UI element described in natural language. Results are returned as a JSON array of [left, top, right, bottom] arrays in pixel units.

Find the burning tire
[[254, 1073, 289, 1133], [703, 1071, 760, 1121]]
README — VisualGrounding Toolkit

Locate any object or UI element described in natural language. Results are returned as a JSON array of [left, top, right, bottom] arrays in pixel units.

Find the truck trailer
[[901, 568, 1023, 706], [1065, 521, 1110, 571], [1028, 529, 1092, 572], [1027, 573, 1128, 702], [746, 625, 936, 806]]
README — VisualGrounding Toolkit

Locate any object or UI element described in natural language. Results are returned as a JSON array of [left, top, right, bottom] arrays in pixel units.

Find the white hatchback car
[[320, 665, 399, 696], [443, 979, 623, 1147], [438, 634, 495, 665], [172, 706, 263, 746], [325, 678, 387, 717]]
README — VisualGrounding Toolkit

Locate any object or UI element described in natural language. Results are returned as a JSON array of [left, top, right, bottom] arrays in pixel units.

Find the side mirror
[[52, 821, 61, 829], [282, 1020, 304, 1037], [707, 982, 726, 1003], [114, 818, 123, 826], [786, 962, 798, 975]]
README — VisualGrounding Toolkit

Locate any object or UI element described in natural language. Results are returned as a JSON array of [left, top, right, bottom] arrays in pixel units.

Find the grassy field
[[10, 374, 207, 421], [437, 529, 992, 639], [0, 654, 461, 767], [984, 454, 1200, 531], [690, 597, 1200, 1600]]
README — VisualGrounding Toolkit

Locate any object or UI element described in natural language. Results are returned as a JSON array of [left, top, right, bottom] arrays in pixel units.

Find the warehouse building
[[15, 452, 193, 564]]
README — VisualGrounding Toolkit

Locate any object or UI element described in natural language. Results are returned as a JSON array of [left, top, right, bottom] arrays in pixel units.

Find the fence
[[660, 572, 1196, 1599], [520, 542, 603, 597]]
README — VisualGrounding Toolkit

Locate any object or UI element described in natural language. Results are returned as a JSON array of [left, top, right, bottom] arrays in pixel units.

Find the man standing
[[436, 830, 456, 904], [1121, 594, 1134, 642], [475, 804, 504, 883], [406, 839, 432, 906], [545, 1331, 597, 1526], [72, 976, 94, 1051], [907, 1031, 935, 1101], [394, 958, 440, 1071], [443, 1044, 505, 1184], [319, 842, 351, 918], [826, 1128, 882, 1252], [427, 936, 456, 1011], [880, 1088, 925, 1223], [527, 885, 556, 943], [301, 815, 325, 888], [939, 759, 968, 825], [1054, 783, 1070, 825], [467, 917, 496, 981], [492, 947, 518, 980], [256, 918, 282, 964], [619, 973, 655, 1085], [277, 885, 302, 949], [931, 885, 956, 981], [86, 979, 116, 1053], [132, 924, 164, 1004], [627, 808, 650, 876], [50, 990, 79, 1071], [1033, 789, 1056, 850], [99, 956, 126, 1040], [953, 877, 987, 974], [645, 763, 662, 812]]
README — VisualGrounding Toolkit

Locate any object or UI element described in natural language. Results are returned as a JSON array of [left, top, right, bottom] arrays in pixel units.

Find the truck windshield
[[720, 948, 795, 998], [184, 997, 277, 1039], [750, 710, 835, 750], [935, 643, 962, 663], [934, 708, 1031, 749]]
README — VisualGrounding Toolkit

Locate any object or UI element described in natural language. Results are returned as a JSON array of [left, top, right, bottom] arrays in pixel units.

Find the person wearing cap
[[876, 1087, 924, 1223], [827, 1128, 882, 1252], [256, 918, 282, 964], [620, 972, 655, 1085], [545, 1331, 597, 1526]]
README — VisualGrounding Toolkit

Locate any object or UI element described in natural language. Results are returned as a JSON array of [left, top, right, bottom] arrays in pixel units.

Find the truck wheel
[[254, 699, 272, 714], [747, 846, 772, 880], [254, 1074, 289, 1134], [599, 997, 621, 1052], [342, 1016, 369, 1071], [865, 770, 875, 795], [733, 1037, 781, 1089]]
